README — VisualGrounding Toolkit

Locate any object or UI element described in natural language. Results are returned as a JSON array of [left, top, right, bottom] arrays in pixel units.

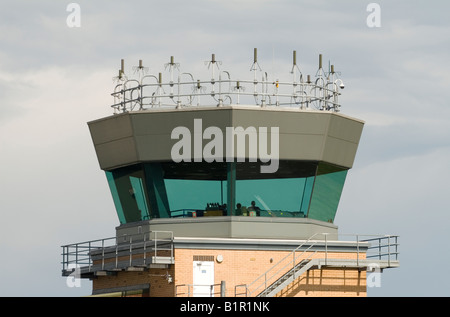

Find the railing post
[[140, 81, 143, 109], [221, 281, 226, 297], [143, 233, 147, 266], [115, 244, 118, 269], [378, 237, 382, 260], [293, 249, 296, 277], [62, 246, 66, 272], [356, 235, 359, 267], [88, 241, 92, 272], [63, 246, 67, 272], [102, 239, 105, 270], [395, 236, 399, 260], [387, 235, 391, 267], [264, 273, 267, 292], [121, 87, 125, 112], [171, 231, 174, 260], [154, 231, 158, 258], [129, 235, 133, 267], [75, 244, 78, 271]]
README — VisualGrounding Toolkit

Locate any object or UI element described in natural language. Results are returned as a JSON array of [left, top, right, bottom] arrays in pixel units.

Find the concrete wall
[[88, 106, 364, 171], [115, 217, 338, 241]]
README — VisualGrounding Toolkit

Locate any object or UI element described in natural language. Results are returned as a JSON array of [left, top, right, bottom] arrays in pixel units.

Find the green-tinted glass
[[106, 171, 126, 224], [129, 176, 150, 220], [300, 176, 315, 213], [143, 163, 170, 219], [307, 166, 348, 223], [105, 166, 150, 224], [235, 178, 310, 217], [165, 179, 227, 217], [104, 160, 348, 224]]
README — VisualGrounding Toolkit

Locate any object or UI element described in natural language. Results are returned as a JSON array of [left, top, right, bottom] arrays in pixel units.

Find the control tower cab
[[61, 50, 399, 297]]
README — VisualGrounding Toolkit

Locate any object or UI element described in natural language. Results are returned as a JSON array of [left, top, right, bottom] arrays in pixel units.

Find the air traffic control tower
[[62, 50, 399, 297]]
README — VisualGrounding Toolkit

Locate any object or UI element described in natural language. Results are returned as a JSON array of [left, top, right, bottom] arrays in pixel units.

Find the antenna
[[110, 49, 344, 112], [165, 56, 180, 97], [112, 59, 127, 83], [132, 59, 149, 78], [205, 54, 222, 97], [164, 56, 180, 80], [291, 50, 303, 81], [315, 54, 327, 79], [205, 53, 221, 79], [250, 48, 262, 72], [250, 48, 263, 104]]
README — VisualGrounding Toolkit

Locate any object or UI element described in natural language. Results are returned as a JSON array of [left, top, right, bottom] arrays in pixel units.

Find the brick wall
[[173, 248, 366, 297], [276, 268, 366, 297], [92, 247, 367, 297], [92, 266, 175, 297]]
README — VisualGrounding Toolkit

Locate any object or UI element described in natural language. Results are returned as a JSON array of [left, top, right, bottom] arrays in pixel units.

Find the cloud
[[1, 0, 450, 297], [337, 146, 450, 296], [0, 65, 115, 240]]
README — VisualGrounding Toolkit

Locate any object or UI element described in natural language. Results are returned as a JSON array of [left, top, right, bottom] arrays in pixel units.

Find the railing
[[363, 235, 399, 267], [235, 233, 400, 297], [170, 209, 201, 218], [175, 283, 224, 297], [169, 208, 306, 218], [235, 232, 323, 297], [111, 50, 344, 114], [111, 78, 344, 113], [61, 236, 116, 275], [61, 231, 174, 276]]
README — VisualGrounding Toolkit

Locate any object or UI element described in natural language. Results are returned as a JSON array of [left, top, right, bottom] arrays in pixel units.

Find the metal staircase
[[235, 233, 323, 297], [257, 258, 315, 297], [235, 233, 399, 297]]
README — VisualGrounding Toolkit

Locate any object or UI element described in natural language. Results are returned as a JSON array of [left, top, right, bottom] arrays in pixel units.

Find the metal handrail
[[61, 231, 174, 275], [236, 233, 400, 297], [110, 50, 345, 114], [238, 232, 325, 297], [175, 283, 222, 297], [111, 78, 343, 113]]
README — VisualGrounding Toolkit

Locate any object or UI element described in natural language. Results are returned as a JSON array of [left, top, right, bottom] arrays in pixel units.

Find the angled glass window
[[307, 163, 348, 223], [105, 165, 151, 224], [165, 179, 227, 217], [162, 161, 228, 217], [105, 161, 348, 224], [106, 171, 126, 224], [129, 176, 150, 220], [234, 160, 317, 218], [235, 178, 312, 217]]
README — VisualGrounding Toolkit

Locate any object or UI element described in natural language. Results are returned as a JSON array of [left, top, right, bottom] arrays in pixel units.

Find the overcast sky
[[1, 0, 449, 297]]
